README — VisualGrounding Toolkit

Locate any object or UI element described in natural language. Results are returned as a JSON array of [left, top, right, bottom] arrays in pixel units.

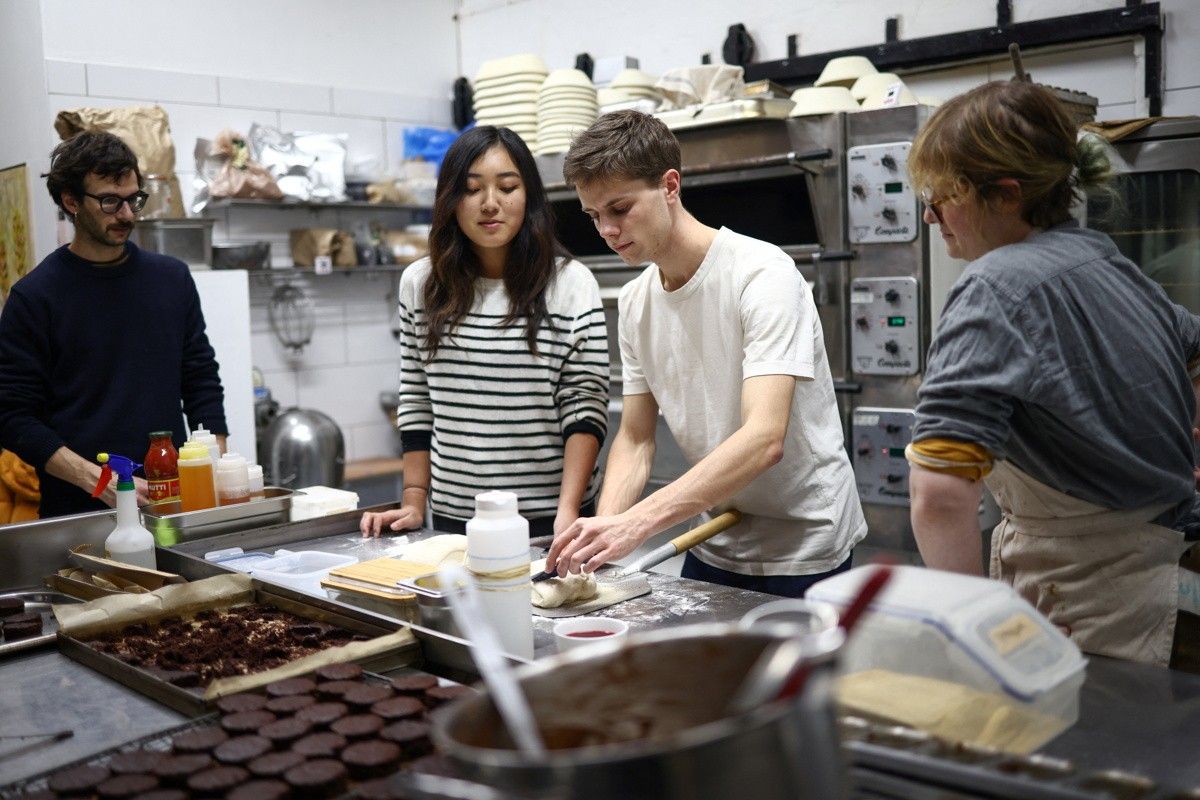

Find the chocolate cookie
[[96, 773, 158, 799], [229, 779, 290, 800], [152, 754, 213, 786], [187, 765, 249, 796], [314, 662, 362, 682], [331, 713, 384, 740], [213, 735, 272, 766], [215, 693, 268, 715], [220, 709, 277, 735], [388, 674, 437, 695], [315, 679, 359, 700], [341, 739, 402, 779], [379, 720, 432, 758], [260, 716, 313, 747], [424, 684, 474, 708], [295, 701, 348, 728], [2, 612, 43, 641], [48, 764, 111, 794], [283, 758, 348, 798], [127, 790, 187, 800], [265, 676, 316, 697], [171, 726, 228, 754], [291, 732, 347, 758], [246, 750, 305, 779], [341, 683, 393, 710], [0, 596, 23, 617], [108, 749, 165, 774], [265, 694, 316, 714], [371, 695, 424, 722]]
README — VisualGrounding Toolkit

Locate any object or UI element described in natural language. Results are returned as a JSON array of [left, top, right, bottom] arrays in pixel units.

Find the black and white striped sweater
[[396, 257, 609, 522]]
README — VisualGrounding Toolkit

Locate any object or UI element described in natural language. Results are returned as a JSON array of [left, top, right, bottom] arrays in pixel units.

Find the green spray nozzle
[[91, 453, 142, 497]]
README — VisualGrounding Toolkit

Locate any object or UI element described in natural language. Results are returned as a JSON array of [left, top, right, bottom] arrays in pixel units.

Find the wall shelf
[[204, 198, 431, 214]]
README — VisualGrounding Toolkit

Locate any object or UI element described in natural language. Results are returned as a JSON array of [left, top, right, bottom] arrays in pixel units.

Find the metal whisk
[[268, 283, 316, 355]]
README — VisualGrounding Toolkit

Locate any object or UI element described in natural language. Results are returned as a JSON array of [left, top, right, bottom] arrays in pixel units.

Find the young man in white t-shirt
[[546, 110, 867, 596]]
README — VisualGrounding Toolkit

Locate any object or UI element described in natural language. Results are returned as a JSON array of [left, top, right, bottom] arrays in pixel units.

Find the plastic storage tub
[[807, 566, 1087, 741], [290, 486, 360, 522]]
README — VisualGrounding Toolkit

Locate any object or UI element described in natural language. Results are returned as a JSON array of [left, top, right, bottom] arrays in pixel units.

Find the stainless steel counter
[[4, 512, 1200, 795]]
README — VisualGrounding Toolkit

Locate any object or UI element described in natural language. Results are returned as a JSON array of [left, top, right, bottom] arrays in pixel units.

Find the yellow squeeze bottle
[[177, 439, 217, 512]]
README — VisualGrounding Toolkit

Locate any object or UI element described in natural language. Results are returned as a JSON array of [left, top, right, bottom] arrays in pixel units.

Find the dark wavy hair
[[44, 131, 142, 217], [423, 126, 568, 359]]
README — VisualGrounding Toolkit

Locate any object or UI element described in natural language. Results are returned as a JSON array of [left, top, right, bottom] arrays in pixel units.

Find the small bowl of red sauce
[[553, 617, 630, 652]]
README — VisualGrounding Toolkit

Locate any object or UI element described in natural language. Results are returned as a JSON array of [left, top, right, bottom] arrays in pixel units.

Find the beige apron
[[985, 460, 1189, 667]]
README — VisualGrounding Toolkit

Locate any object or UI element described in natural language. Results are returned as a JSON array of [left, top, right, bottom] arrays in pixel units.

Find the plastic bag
[[249, 123, 348, 202], [402, 127, 459, 172], [192, 129, 284, 212]]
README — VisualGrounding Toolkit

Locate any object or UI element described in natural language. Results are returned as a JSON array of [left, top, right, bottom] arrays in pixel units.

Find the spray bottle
[[91, 453, 157, 569]]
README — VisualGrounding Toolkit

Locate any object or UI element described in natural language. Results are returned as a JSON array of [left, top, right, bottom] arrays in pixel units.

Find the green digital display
[[884, 182, 904, 193], [888, 447, 906, 458], [887, 316, 906, 327]]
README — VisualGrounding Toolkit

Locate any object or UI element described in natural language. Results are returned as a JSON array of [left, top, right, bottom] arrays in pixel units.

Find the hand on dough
[[530, 558, 598, 609]]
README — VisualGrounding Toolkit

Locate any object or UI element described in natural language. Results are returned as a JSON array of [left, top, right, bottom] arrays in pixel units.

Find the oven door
[[1087, 125, 1200, 312]]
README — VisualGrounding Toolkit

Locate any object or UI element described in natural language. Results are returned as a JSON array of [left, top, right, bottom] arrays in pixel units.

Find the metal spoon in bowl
[[439, 563, 547, 760]]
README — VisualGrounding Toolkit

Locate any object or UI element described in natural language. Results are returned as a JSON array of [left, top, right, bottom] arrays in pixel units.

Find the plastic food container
[[290, 486, 360, 522], [243, 549, 358, 596], [808, 566, 1087, 737]]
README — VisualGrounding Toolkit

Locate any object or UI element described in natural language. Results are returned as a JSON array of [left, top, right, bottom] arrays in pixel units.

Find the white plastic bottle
[[191, 424, 220, 465], [466, 491, 533, 660], [215, 452, 251, 505], [97, 453, 157, 570]]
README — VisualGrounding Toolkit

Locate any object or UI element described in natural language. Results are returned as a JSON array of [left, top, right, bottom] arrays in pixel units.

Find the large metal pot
[[261, 407, 345, 488], [431, 622, 847, 800]]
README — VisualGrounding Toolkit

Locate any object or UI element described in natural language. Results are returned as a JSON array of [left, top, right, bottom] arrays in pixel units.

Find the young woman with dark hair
[[361, 126, 609, 538]]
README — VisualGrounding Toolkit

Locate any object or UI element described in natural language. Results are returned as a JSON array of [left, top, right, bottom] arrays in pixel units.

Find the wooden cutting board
[[319, 557, 437, 602]]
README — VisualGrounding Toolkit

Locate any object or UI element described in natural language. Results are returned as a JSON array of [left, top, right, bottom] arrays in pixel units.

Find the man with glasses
[[0, 131, 228, 518]]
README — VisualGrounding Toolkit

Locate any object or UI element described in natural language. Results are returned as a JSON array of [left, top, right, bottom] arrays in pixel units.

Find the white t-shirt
[[618, 227, 867, 576]]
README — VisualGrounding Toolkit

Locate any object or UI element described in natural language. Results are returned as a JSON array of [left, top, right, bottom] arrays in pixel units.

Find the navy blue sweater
[[0, 243, 227, 517]]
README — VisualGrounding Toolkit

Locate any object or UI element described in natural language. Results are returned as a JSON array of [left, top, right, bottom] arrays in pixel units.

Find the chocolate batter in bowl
[[432, 623, 846, 800]]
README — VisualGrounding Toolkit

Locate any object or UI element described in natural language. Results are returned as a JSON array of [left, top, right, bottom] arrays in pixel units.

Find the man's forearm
[[44, 446, 100, 494], [596, 433, 654, 517], [627, 422, 783, 537]]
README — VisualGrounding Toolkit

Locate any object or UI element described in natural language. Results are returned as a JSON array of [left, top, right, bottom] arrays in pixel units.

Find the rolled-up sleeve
[[912, 276, 1039, 459], [556, 278, 609, 444]]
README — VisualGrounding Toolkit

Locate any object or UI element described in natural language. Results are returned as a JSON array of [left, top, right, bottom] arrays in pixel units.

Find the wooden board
[[320, 557, 436, 602]]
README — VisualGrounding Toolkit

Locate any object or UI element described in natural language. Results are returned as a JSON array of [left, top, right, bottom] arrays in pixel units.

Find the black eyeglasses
[[920, 190, 958, 225], [84, 190, 150, 214]]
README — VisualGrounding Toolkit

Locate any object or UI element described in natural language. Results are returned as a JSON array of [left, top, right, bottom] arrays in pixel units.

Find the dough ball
[[402, 534, 468, 568], [530, 558, 598, 609]]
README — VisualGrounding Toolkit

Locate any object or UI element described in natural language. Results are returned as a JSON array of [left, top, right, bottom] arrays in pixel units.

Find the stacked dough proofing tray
[[842, 717, 1200, 800]]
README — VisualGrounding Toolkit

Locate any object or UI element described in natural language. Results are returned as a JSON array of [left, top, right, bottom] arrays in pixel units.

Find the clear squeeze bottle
[[466, 490, 534, 660], [215, 452, 251, 505], [92, 453, 157, 569], [177, 439, 217, 512]]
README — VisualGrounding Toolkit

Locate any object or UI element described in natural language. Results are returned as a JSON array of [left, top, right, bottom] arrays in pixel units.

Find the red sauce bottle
[[144, 431, 180, 503]]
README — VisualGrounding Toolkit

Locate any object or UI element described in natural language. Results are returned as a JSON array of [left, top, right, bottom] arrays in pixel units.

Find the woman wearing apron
[[905, 80, 1200, 669]]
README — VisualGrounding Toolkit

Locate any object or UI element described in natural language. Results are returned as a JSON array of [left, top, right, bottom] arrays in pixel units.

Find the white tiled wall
[[43, 60, 444, 463]]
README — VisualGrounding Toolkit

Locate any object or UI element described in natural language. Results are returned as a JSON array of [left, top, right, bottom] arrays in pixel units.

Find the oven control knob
[[886, 473, 904, 484], [855, 316, 869, 330], [857, 445, 872, 457], [884, 288, 899, 303], [884, 340, 900, 355], [881, 206, 898, 222], [851, 182, 867, 199], [881, 154, 898, 171]]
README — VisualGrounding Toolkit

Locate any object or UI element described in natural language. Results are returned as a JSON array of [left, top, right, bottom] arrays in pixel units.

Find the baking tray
[[654, 97, 795, 131], [57, 581, 419, 716], [0, 590, 80, 659], [142, 487, 295, 543]]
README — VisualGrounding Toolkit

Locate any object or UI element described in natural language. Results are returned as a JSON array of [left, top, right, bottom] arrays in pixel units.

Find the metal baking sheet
[[142, 487, 295, 542], [655, 97, 796, 131], [57, 581, 418, 716], [0, 590, 80, 659]]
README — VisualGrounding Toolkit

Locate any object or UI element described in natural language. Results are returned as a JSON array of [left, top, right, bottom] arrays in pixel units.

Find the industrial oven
[[537, 106, 965, 560]]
